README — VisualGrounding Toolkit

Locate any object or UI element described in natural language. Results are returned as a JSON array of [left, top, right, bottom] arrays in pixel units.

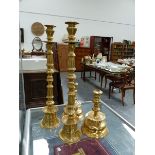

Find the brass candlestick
[[44, 25, 54, 42], [59, 21, 82, 144], [81, 89, 109, 138], [62, 82, 83, 121], [75, 82, 83, 121], [40, 25, 60, 128]]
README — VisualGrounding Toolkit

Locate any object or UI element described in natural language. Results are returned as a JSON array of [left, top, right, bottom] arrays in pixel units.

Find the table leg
[[83, 65, 86, 81], [81, 71, 83, 78]]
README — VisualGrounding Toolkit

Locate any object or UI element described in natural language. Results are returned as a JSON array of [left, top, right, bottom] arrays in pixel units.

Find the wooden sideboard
[[57, 44, 68, 71], [58, 45, 91, 72], [23, 70, 63, 109], [75, 47, 91, 71]]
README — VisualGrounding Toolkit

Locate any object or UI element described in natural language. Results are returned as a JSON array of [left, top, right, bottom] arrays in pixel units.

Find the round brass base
[[40, 117, 60, 129], [81, 124, 109, 139], [81, 111, 109, 138], [59, 128, 82, 144], [40, 105, 60, 129]]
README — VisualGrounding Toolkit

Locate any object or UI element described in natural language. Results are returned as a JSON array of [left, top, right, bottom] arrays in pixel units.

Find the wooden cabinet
[[23, 71, 63, 109], [110, 43, 124, 61], [58, 44, 91, 71], [22, 42, 64, 109], [90, 36, 113, 61], [53, 43, 60, 71], [58, 44, 92, 72], [110, 43, 135, 62], [75, 47, 91, 71], [58, 45, 91, 72], [57, 44, 68, 71]]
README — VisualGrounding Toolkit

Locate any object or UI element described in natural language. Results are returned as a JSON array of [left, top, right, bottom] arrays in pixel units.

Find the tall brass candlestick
[[40, 25, 60, 128], [59, 21, 82, 144], [81, 89, 109, 138], [62, 82, 83, 121], [75, 82, 83, 121]]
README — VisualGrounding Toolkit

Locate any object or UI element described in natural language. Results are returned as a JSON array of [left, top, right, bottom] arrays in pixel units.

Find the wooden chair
[[104, 74, 118, 88], [100, 73, 124, 90], [108, 69, 135, 106]]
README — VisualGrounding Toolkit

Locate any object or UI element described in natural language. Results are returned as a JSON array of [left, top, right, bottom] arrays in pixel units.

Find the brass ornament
[[31, 22, 44, 36], [81, 89, 109, 138], [74, 82, 83, 121], [59, 21, 82, 144], [40, 25, 60, 129], [44, 25, 56, 42], [62, 82, 83, 121]]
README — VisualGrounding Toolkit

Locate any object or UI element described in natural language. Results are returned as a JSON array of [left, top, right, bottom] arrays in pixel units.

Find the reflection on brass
[[44, 25, 56, 42], [59, 21, 82, 144], [81, 89, 109, 138], [72, 148, 86, 155], [62, 82, 83, 121], [75, 83, 83, 121], [40, 25, 60, 128]]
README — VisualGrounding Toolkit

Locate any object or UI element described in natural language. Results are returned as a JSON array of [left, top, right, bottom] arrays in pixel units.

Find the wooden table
[[117, 58, 135, 68], [81, 62, 129, 87]]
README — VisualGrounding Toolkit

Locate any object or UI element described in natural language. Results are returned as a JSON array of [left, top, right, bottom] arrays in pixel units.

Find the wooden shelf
[[110, 42, 135, 61]]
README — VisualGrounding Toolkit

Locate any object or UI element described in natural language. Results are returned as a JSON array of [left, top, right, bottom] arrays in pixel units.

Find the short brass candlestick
[[81, 89, 109, 138], [40, 25, 60, 128], [59, 21, 82, 144]]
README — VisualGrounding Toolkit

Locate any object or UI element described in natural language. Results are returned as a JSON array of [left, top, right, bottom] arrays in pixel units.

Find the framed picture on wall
[[20, 28, 24, 43]]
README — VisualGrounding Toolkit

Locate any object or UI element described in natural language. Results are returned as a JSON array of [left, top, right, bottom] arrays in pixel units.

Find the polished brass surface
[[40, 25, 60, 128], [44, 25, 56, 42], [81, 89, 109, 138], [62, 82, 83, 121], [75, 83, 83, 121], [59, 21, 82, 144]]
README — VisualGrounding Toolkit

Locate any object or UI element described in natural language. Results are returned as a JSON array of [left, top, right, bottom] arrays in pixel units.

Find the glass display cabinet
[[21, 101, 135, 155], [19, 32, 26, 155], [90, 36, 113, 61]]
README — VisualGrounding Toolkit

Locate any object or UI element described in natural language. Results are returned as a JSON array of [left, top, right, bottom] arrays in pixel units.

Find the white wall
[[19, 0, 135, 51]]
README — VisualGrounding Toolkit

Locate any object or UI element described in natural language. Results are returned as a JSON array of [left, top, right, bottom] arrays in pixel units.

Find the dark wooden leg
[[105, 77, 107, 88], [90, 71, 91, 77], [95, 71, 96, 80], [81, 71, 83, 78], [83, 66, 86, 81], [112, 86, 114, 93], [99, 74, 100, 82], [133, 88, 135, 104], [109, 83, 111, 99], [121, 89, 125, 106], [101, 75, 103, 88]]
